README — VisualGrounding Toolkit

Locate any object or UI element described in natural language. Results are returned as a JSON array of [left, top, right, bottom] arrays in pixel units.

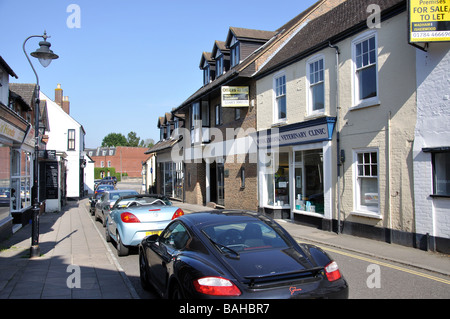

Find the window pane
[[360, 178, 378, 207], [434, 152, 450, 195], [278, 96, 286, 119], [358, 65, 377, 100], [312, 82, 324, 111]]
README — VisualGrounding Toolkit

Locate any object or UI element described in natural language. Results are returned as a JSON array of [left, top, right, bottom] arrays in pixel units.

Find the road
[[89, 179, 450, 299]]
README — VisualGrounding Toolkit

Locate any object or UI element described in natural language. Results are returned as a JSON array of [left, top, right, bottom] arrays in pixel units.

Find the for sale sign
[[409, 0, 450, 42]]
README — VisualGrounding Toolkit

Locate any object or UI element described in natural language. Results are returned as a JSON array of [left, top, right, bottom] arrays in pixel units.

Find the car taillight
[[171, 208, 184, 220], [121, 212, 140, 223], [324, 261, 342, 282], [193, 277, 241, 296]]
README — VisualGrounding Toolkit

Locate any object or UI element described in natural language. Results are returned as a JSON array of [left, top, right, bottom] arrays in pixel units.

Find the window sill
[[350, 210, 382, 219], [350, 98, 380, 111], [430, 194, 450, 199], [271, 120, 288, 128]]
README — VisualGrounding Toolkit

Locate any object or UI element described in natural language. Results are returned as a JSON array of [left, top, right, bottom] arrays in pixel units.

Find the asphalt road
[[91, 179, 450, 299]]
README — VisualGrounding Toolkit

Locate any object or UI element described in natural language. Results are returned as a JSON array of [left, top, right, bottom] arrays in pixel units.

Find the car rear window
[[202, 221, 290, 252]]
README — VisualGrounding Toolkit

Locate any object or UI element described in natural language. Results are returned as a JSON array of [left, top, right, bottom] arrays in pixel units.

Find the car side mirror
[[146, 234, 159, 243]]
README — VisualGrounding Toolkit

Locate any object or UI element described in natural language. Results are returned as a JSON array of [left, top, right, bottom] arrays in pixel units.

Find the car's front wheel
[[139, 250, 151, 291]]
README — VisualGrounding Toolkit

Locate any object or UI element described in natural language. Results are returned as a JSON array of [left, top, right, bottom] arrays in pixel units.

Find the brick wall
[[91, 146, 148, 178]]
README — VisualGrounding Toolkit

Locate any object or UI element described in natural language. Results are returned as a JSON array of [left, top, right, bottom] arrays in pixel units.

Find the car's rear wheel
[[116, 232, 129, 256], [170, 282, 184, 299]]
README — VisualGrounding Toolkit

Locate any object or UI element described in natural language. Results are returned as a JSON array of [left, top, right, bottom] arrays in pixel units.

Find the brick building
[[86, 146, 148, 178]]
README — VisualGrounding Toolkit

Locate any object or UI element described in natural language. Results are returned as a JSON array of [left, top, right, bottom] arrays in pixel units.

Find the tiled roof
[[9, 83, 37, 109], [257, 0, 406, 77]]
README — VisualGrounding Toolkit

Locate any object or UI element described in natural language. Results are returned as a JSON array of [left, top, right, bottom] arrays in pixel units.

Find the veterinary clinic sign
[[221, 86, 249, 107], [409, 0, 450, 42]]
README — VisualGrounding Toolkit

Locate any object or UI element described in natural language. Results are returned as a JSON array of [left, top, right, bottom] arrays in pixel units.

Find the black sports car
[[139, 210, 348, 299]]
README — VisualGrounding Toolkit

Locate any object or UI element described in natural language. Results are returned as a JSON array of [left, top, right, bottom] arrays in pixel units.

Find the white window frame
[[352, 148, 381, 218], [306, 54, 325, 116], [273, 72, 287, 124], [351, 30, 379, 109]]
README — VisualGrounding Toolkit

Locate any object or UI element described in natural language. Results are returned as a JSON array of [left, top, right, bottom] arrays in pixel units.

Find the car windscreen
[[115, 196, 169, 208], [202, 220, 290, 253], [110, 192, 138, 201]]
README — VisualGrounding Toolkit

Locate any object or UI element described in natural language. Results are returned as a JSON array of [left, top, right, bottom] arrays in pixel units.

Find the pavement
[[0, 198, 448, 299]]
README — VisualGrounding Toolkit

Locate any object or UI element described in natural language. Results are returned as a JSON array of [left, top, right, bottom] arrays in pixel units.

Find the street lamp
[[23, 31, 59, 258]]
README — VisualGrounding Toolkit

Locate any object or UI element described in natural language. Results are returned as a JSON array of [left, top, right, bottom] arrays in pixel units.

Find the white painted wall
[[414, 42, 450, 240], [41, 91, 84, 198]]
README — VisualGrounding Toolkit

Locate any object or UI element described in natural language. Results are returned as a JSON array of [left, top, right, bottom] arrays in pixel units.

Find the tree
[[101, 133, 128, 147], [127, 131, 140, 147]]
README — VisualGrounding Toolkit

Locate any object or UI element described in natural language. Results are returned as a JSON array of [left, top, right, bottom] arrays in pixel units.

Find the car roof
[[179, 210, 272, 228]]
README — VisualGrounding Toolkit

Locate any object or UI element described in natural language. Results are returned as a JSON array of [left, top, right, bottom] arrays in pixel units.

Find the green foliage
[[101, 131, 154, 148], [94, 167, 121, 182]]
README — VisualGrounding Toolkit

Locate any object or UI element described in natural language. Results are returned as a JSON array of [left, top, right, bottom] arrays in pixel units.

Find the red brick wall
[[91, 146, 148, 177]]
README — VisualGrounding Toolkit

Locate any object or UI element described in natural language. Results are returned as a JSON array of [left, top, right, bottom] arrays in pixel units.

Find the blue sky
[[0, 0, 318, 148]]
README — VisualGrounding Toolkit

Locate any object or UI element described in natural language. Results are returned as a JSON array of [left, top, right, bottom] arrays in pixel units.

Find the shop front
[[257, 117, 336, 227], [0, 107, 34, 240]]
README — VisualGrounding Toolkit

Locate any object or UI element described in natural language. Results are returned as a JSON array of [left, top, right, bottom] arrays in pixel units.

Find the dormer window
[[216, 54, 224, 77], [160, 126, 165, 141], [203, 64, 210, 86], [166, 124, 171, 139], [230, 41, 240, 67]]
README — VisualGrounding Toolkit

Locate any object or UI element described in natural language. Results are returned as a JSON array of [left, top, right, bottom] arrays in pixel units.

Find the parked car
[[138, 210, 349, 299], [89, 192, 103, 215], [101, 176, 117, 185], [0, 187, 10, 205], [106, 194, 184, 256], [95, 189, 139, 226], [94, 183, 114, 196]]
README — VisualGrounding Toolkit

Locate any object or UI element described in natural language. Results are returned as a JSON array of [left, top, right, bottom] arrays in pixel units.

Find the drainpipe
[[329, 42, 341, 234]]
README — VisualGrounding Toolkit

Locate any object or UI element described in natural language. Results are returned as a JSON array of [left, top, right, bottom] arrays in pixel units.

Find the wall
[[42, 92, 82, 198], [256, 12, 418, 237], [414, 42, 450, 248]]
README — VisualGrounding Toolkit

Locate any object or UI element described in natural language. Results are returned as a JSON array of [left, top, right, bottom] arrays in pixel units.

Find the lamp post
[[23, 31, 58, 258]]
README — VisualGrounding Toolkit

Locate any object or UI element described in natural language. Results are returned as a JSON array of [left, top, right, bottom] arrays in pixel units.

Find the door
[[216, 162, 225, 206]]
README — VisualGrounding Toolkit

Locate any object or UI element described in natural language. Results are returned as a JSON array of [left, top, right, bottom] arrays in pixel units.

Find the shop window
[[354, 150, 379, 214], [293, 149, 324, 214], [10, 149, 32, 211], [0, 145, 11, 221], [265, 152, 289, 207]]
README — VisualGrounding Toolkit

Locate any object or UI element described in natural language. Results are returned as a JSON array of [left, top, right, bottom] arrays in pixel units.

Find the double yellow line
[[323, 245, 450, 285]]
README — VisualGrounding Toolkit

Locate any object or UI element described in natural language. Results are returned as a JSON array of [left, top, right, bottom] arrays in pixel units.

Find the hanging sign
[[221, 86, 249, 107], [409, 0, 450, 43]]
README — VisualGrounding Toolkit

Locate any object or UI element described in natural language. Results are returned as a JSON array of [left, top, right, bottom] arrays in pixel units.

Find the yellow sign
[[409, 0, 450, 42], [221, 86, 249, 107]]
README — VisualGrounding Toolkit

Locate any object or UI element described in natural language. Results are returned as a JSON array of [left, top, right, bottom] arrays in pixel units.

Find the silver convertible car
[[105, 194, 184, 256]]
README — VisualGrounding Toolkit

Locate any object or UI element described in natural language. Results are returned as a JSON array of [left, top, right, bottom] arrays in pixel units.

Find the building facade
[[42, 85, 86, 200], [254, 0, 450, 252], [413, 43, 450, 253], [87, 145, 149, 179]]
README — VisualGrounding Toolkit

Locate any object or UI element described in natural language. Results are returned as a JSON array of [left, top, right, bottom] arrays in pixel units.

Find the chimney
[[55, 84, 63, 106], [62, 96, 70, 114]]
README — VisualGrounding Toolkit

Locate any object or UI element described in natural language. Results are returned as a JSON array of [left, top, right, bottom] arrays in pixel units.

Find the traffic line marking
[[321, 245, 450, 285]]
